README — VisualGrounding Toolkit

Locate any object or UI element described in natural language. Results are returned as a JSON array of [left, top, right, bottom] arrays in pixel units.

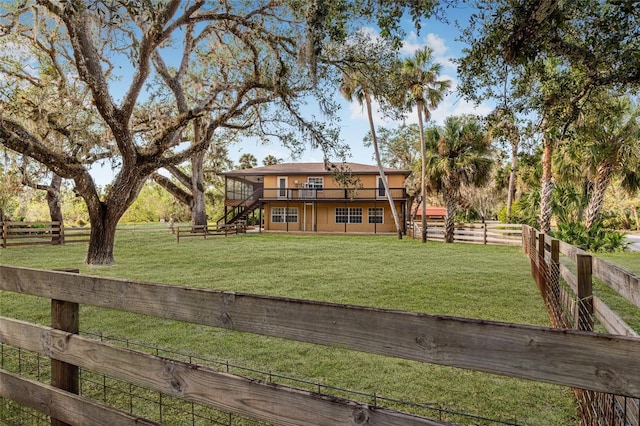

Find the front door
[[303, 203, 314, 231]]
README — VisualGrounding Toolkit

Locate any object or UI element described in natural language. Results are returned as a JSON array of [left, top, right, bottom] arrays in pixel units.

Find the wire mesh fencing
[[525, 227, 639, 426], [1, 331, 528, 426]]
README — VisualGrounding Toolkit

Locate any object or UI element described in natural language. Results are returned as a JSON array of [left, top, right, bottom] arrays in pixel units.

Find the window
[[377, 177, 386, 197], [272, 207, 298, 223], [335, 207, 362, 224], [307, 177, 323, 190], [368, 207, 384, 224]]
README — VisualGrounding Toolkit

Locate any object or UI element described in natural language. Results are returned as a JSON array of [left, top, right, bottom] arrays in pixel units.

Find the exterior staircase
[[217, 189, 262, 226]]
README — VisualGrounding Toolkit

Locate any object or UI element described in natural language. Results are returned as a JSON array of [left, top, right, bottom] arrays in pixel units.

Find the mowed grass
[[1, 230, 578, 425], [591, 250, 640, 332]]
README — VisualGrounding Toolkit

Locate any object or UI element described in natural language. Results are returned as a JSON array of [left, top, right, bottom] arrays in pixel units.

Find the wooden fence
[[523, 225, 640, 425], [175, 222, 246, 243], [1, 221, 248, 248], [0, 222, 90, 248], [1, 265, 639, 425], [409, 221, 523, 245]]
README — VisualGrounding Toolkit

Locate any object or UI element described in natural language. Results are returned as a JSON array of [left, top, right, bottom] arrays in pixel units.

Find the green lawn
[[592, 250, 640, 332], [1, 231, 578, 425]]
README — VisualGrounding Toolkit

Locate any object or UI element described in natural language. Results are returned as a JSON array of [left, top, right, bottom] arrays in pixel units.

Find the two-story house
[[220, 162, 411, 234]]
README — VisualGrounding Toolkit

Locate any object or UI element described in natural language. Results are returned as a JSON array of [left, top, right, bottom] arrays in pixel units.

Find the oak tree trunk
[[86, 209, 119, 265], [83, 172, 146, 265], [191, 149, 207, 228], [47, 174, 64, 244]]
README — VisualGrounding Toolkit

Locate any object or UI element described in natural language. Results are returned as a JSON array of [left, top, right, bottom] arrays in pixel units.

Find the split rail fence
[[175, 222, 246, 243], [1, 261, 640, 425], [1, 222, 90, 248], [409, 222, 522, 246], [523, 225, 640, 425]]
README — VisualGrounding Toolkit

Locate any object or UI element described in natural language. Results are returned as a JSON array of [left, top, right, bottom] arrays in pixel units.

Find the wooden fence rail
[[522, 225, 640, 425], [409, 222, 522, 246], [175, 223, 245, 243], [1, 264, 640, 425], [1, 222, 90, 248], [1, 221, 248, 248]]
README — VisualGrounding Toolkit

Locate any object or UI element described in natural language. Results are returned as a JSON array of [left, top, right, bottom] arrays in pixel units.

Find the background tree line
[[1, 0, 639, 262]]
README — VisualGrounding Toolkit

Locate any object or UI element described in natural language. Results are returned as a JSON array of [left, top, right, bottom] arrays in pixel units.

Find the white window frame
[[368, 207, 384, 224], [307, 177, 324, 190], [271, 207, 298, 223], [335, 207, 363, 224]]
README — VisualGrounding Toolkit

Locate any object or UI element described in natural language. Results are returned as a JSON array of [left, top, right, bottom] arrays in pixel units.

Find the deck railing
[[259, 187, 406, 201]]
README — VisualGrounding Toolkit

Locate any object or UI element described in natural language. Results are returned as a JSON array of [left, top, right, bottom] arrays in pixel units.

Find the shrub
[[551, 221, 628, 253], [497, 200, 537, 226]]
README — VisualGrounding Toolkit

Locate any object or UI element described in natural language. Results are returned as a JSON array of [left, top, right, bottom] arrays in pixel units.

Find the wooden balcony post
[[51, 269, 80, 426]]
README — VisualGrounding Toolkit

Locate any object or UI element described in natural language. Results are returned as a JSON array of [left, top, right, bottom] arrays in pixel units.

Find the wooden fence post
[[549, 239, 560, 299], [1, 221, 6, 248], [483, 223, 487, 245], [59, 222, 65, 245], [51, 269, 80, 426], [528, 227, 537, 280], [576, 254, 594, 331]]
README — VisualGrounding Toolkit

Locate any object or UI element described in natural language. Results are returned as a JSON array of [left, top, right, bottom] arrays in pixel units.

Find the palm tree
[[577, 96, 640, 228], [262, 155, 283, 166], [238, 153, 257, 169], [425, 116, 494, 242], [401, 47, 451, 243], [340, 69, 404, 239]]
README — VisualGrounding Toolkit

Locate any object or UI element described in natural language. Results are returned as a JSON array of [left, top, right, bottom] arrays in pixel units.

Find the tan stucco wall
[[264, 201, 404, 233]]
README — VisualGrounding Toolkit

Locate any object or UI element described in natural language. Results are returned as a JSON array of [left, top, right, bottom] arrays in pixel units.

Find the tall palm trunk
[[539, 135, 555, 233], [506, 137, 518, 222], [364, 91, 403, 239], [583, 163, 612, 228], [444, 190, 456, 243], [417, 101, 427, 243]]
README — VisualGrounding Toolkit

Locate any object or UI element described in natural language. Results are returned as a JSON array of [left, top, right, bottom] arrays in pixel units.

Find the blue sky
[[89, 5, 493, 185], [226, 6, 492, 168]]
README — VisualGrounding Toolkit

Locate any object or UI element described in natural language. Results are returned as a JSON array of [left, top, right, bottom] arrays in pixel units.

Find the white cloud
[[401, 32, 456, 72], [425, 33, 448, 57], [400, 32, 422, 56]]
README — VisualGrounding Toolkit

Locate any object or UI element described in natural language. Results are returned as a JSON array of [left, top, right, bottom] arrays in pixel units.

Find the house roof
[[222, 162, 411, 177], [411, 205, 446, 216]]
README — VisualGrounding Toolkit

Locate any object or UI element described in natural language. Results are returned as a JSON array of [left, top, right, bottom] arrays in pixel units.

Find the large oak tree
[[0, 0, 438, 264]]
